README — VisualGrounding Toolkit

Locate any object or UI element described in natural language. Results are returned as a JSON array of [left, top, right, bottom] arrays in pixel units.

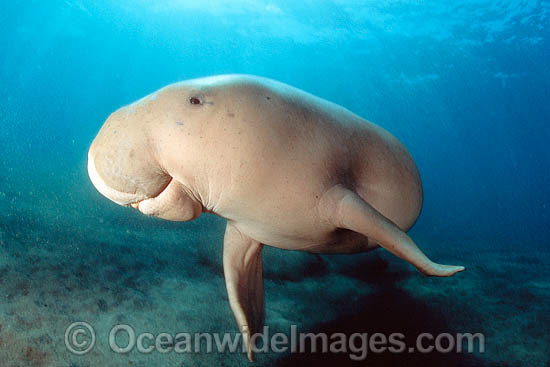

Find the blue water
[[0, 1, 548, 366]]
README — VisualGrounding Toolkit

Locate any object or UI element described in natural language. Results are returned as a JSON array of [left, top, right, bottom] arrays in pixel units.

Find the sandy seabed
[[0, 190, 548, 367]]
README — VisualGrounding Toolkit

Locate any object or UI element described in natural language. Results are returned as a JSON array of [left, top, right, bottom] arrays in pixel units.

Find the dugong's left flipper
[[223, 222, 264, 361], [320, 186, 465, 277]]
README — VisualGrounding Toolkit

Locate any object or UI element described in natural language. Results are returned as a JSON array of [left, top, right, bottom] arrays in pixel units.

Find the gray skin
[[87, 74, 464, 360]]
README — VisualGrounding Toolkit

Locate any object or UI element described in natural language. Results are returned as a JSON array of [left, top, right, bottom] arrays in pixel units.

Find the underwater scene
[[1, 0, 549, 366]]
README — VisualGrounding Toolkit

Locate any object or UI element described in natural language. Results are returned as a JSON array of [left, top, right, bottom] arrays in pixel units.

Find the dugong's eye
[[189, 96, 202, 105]]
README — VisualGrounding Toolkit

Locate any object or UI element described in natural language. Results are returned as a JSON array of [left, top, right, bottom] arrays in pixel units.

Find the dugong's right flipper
[[223, 222, 264, 361], [320, 186, 465, 277]]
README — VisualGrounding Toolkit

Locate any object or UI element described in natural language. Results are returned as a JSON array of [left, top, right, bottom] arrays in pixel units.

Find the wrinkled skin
[[88, 74, 464, 360]]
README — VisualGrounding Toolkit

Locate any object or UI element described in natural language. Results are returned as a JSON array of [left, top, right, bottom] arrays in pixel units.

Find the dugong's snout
[[87, 109, 172, 207], [87, 151, 150, 206], [88, 150, 201, 222], [88, 109, 203, 222]]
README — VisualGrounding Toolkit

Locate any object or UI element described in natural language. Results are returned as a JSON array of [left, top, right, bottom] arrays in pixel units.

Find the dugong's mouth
[[87, 152, 171, 207], [128, 177, 172, 210]]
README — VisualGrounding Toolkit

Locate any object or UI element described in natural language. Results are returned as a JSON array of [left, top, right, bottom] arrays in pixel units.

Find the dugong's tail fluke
[[222, 222, 264, 361], [319, 185, 465, 277]]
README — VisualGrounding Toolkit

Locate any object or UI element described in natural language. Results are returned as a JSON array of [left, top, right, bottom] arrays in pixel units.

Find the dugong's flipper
[[223, 222, 264, 361], [320, 185, 465, 277]]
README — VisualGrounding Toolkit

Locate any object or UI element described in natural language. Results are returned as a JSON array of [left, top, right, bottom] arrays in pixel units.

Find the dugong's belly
[[235, 218, 380, 253]]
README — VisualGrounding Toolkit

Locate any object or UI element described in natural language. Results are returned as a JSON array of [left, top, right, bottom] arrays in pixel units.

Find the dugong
[[87, 74, 464, 360]]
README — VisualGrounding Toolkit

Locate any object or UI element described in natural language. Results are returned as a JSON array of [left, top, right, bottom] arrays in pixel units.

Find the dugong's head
[[87, 82, 214, 221]]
